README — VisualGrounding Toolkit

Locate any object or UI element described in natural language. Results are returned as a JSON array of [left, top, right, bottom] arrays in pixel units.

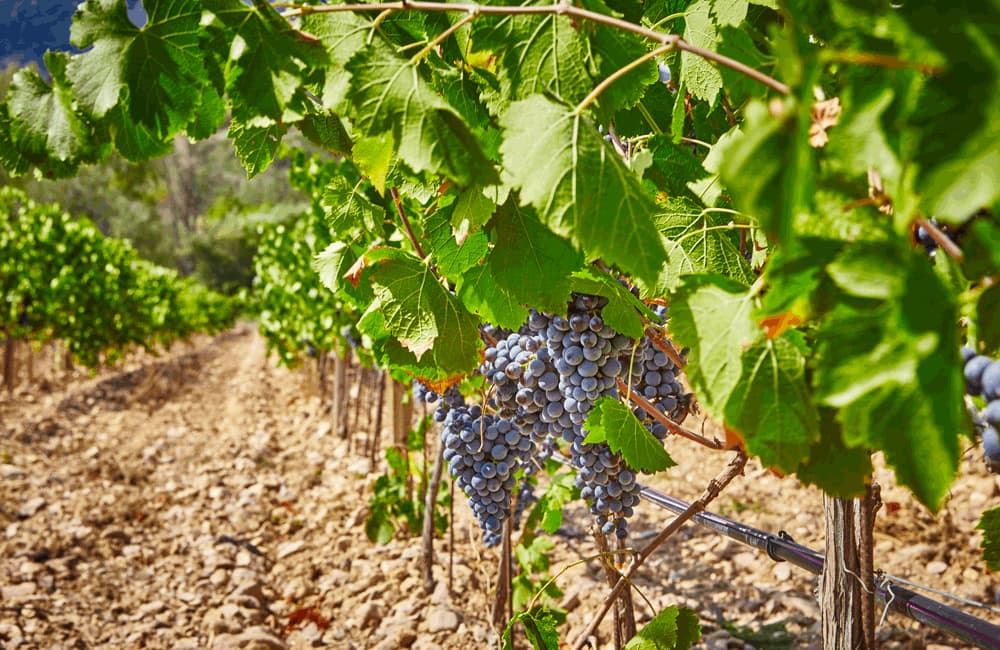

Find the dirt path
[[1, 328, 997, 649]]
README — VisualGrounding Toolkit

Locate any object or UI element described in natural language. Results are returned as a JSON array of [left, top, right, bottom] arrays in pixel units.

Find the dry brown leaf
[[809, 97, 841, 147]]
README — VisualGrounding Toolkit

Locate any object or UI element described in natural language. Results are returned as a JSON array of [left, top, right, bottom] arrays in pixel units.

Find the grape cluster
[[622, 338, 688, 439], [543, 294, 642, 538], [453, 294, 690, 542], [441, 403, 535, 546], [963, 347, 1000, 472]]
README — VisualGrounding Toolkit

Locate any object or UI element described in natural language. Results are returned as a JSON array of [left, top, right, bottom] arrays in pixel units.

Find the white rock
[[276, 540, 305, 560], [18, 497, 46, 518], [0, 464, 25, 479], [137, 600, 167, 618], [1, 582, 37, 600], [426, 606, 461, 633], [926, 560, 948, 574], [237, 626, 287, 650]]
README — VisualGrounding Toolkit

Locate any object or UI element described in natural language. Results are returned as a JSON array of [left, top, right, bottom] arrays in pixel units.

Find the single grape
[[965, 355, 993, 396], [982, 361, 1000, 400], [658, 62, 671, 84]]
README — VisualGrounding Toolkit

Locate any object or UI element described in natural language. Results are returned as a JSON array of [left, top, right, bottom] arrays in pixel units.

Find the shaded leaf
[[500, 95, 667, 286]]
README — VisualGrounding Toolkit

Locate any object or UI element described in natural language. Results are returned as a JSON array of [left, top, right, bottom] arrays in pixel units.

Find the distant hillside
[[1, 1, 146, 69]]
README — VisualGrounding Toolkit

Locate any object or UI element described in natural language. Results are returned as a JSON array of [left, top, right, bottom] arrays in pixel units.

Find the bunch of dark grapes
[[481, 312, 569, 447], [622, 338, 687, 440], [544, 294, 641, 539], [440, 402, 535, 546], [963, 347, 1000, 472]]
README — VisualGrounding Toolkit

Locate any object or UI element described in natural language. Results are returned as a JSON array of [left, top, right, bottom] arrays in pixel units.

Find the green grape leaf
[[964, 219, 1000, 282], [229, 117, 287, 179], [185, 83, 227, 142], [515, 535, 555, 574], [823, 86, 902, 188], [712, 0, 749, 27], [452, 187, 498, 245], [321, 175, 382, 237], [582, 0, 659, 115], [204, 0, 327, 123], [569, 268, 656, 339], [795, 413, 872, 498], [301, 11, 374, 110], [901, 7, 1000, 222], [7, 53, 95, 162], [528, 472, 577, 536], [345, 46, 499, 187], [457, 263, 528, 331], [978, 507, 1000, 572], [486, 201, 583, 316], [647, 136, 710, 201], [352, 134, 395, 196], [715, 98, 815, 245], [107, 103, 174, 162], [424, 210, 489, 278], [301, 11, 372, 65], [670, 275, 761, 414], [69, 0, 206, 137], [681, 0, 723, 105], [623, 605, 701, 650], [364, 501, 395, 544], [652, 197, 754, 293], [813, 244, 965, 511], [471, 6, 592, 105], [365, 249, 482, 373], [313, 241, 356, 297], [500, 95, 667, 287], [502, 609, 560, 650], [584, 397, 676, 474], [297, 109, 353, 156], [755, 237, 844, 321], [724, 333, 820, 473], [978, 284, 1000, 354], [716, 25, 773, 105]]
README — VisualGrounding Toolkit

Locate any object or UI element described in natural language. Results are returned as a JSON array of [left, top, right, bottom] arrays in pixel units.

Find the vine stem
[[411, 10, 478, 62], [615, 376, 722, 450], [642, 326, 686, 370], [278, 1, 789, 95], [569, 449, 748, 650], [575, 42, 675, 115], [389, 187, 426, 259], [916, 217, 963, 262]]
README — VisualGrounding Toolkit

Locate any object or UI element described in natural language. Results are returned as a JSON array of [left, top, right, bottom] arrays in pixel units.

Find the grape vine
[[3, 0, 999, 646]]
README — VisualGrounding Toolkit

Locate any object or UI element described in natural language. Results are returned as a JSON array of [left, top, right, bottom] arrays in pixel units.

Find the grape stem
[[642, 326, 687, 370], [276, 1, 790, 95], [615, 376, 723, 450], [569, 449, 748, 650], [389, 187, 427, 260], [916, 217, 964, 262]]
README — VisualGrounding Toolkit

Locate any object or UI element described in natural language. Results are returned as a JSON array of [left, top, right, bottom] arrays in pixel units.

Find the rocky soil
[[1, 327, 998, 649]]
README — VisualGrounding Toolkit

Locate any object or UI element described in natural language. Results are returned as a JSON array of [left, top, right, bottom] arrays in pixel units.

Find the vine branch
[[389, 187, 427, 259], [569, 449, 748, 650], [278, 1, 789, 95], [615, 376, 722, 450]]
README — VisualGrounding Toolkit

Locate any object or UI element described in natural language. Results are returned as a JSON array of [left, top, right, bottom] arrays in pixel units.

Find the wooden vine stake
[[332, 349, 348, 438], [3, 337, 15, 392], [821, 481, 880, 649], [422, 435, 446, 594]]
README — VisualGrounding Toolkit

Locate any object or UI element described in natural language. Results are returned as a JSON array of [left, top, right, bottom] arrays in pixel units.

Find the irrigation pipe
[[551, 455, 1000, 649]]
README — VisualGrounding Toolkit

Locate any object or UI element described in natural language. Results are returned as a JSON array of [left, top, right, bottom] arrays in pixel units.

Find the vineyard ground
[[0, 328, 996, 649]]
